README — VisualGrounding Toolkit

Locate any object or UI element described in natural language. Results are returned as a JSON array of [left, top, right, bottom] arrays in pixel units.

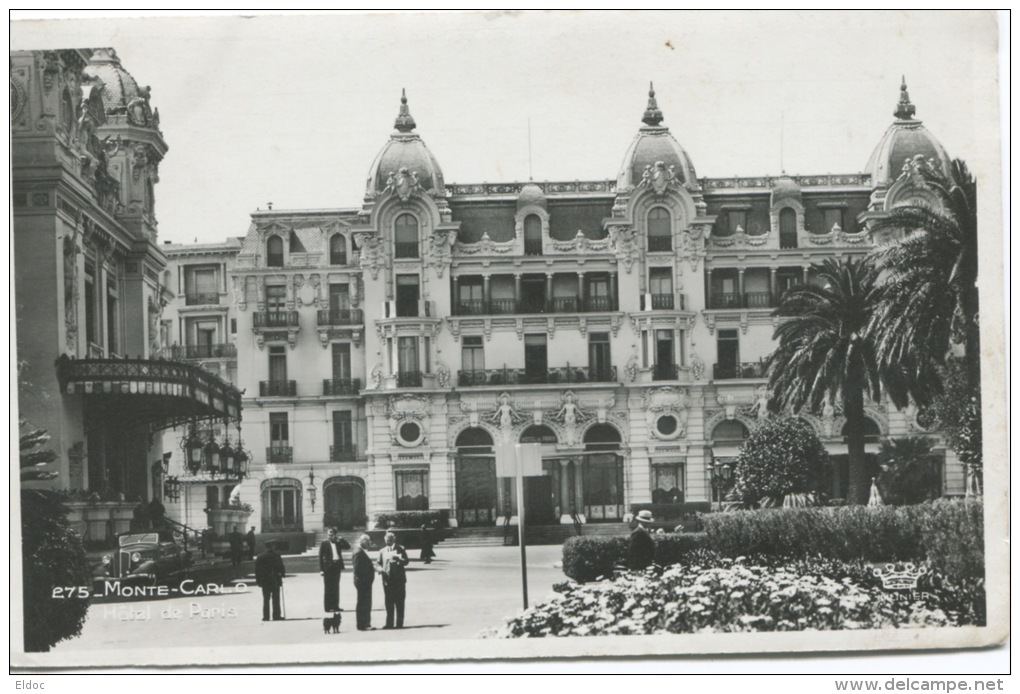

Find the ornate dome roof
[[365, 90, 445, 198], [771, 175, 801, 204], [516, 182, 547, 211], [83, 48, 143, 114], [865, 77, 951, 188], [616, 83, 698, 191]]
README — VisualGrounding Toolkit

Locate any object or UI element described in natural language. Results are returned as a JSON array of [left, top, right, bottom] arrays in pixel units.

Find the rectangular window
[[266, 285, 286, 312], [649, 268, 673, 309], [395, 275, 420, 317], [462, 336, 484, 372], [728, 210, 747, 234], [524, 334, 548, 383], [332, 410, 353, 451], [332, 343, 352, 380], [586, 275, 611, 311], [458, 280, 484, 315], [269, 412, 289, 446], [84, 268, 96, 346], [823, 207, 844, 232], [423, 336, 432, 373], [588, 332, 612, 381], [230, 318, 237, 334], [654, 329, 675, 380], [717, 329, 740, 379], [269, 345, 287, 382], [398, 336, 419, 381], [395, 470, 429, 511], [187, 267, 217, 304], [652, 463, 685, 504]]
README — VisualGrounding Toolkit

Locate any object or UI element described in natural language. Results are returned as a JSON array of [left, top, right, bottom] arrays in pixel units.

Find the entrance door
[[524, 475, 556, 525], [323, 477, 366, 530]]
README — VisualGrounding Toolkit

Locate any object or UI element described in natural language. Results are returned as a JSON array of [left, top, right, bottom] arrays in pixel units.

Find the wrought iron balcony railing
[[709, 293, 743, 310], [266, 446, 293, 463], [316, 308, 364, 326], [453, 296, 621, 316], [651, 293, 674, 310], [653, 363, 680, 381], [260, 380, 297, 396], [713, 362, 768, 380], [322, 378, 361, 395], [647, 236, 673, 252], [743, 292, 775, 309], [457, 365, 618, 387], [394, 242, 420, 259], [524, 239, 543, 256], [185, 292, 220, 306], [457, 299, 486, 316], [396, 371, 424, 388], [583, 296, 616, 312], [172, 343, 237, 360], [330, 444, 359, 462], [253, 311, 299, 328]]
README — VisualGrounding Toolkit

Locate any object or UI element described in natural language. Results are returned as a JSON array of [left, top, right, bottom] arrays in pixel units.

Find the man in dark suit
[[255, 541, 286, 621], [628, 510, 656, 571], [319, 527, 351, 614], [351, 534, 378, 631]]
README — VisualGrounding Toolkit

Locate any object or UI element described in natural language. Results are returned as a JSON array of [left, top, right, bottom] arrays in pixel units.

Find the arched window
[[520, 425, 557, 444], [394, 214, 419, 259], [329, 234, 347, 265], [455, 428, 497, 525], [523, 214, 543, 255], [711, 420, 749, 442], [260, 478, 303, 532], [779, 208, 797, 248], [266, 235, 284, 268], [583, 424, 622, 451], [647, 207, 671, 252]]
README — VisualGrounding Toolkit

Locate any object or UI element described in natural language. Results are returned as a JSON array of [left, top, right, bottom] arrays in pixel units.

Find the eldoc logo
[[15, 681, 45, 689]]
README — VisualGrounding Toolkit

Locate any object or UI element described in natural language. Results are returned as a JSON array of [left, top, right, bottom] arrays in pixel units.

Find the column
[[706, 268, 713, 310], [769, 267, 778, 305], [559, 459, 572, 524], [417, 335, 425, 375], [577, 272, 585, 312], [452, 276, 460, 314], [802, 265, 810, 285], [178, 264, 184, 295], [222, 262, 228, 294], [737, 268, 745, 307], [514, 273, 522, 311], [545, 273, 554, 312], [609, 272, 617, 310], [574, 456, 585, 521], [482, 274, 491, 313]]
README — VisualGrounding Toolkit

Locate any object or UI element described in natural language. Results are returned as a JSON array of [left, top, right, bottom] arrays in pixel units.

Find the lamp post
[[306, 467, 317, 513]]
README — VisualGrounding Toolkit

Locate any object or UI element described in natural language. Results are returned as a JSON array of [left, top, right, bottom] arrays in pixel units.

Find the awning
[[55, 355, 242, 431]]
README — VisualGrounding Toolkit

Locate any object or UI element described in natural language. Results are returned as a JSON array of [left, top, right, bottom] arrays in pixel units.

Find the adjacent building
[[160, 80, 964, 537]]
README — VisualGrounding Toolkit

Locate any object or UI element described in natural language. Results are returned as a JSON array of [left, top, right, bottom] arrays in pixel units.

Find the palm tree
[[868, 158, 979, 401], [768, 257, 892, 505]]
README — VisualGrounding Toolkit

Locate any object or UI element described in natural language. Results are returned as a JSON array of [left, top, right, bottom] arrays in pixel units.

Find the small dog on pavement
[[323, 612, 342, 634]]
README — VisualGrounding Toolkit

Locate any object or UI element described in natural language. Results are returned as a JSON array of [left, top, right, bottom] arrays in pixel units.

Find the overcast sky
[[11, 11, 1001, 245]]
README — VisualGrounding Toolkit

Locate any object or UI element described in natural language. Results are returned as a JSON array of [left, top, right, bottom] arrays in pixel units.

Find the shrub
[[734, 417, 830, 506], [629, 502, 711, 520], [486, 556, 955, 637], [916, 499, 984, 582], [878, 437, 943, 505], [562, 533, 708, 583], [22, 490, 91, 652], [372, 509, 450, 529]]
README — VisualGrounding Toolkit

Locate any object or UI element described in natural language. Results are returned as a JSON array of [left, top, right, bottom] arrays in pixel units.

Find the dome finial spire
[[642, 81, 664, 127], [394, 88, 417, 133], [894, 75, 917, 120]]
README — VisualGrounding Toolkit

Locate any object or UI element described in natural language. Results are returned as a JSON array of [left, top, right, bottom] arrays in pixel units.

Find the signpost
[[496, 442, 543, 609]]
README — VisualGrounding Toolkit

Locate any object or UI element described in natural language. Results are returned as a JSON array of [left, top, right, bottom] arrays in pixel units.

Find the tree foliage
[[928, 358, 983, 476], [768, 257, 889, 504], [734, 417, 830, 507], [877, 436, 943, 505]]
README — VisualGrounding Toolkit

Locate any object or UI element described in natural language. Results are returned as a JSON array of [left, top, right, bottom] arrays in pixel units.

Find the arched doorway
[[710, 419, 750, 504], [510, 426, 558, 525], [260, 478, 303, 532], [323, 476, 366, 530], [454, 428, 498, 526], [581, 424, 624, 521]]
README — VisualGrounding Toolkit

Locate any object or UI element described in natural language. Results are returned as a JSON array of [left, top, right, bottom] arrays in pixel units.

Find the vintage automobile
[[93, 530, 193, 588]]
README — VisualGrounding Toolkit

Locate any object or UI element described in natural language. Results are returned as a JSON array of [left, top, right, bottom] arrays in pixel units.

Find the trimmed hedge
[[372, 509, 450, 529], [702, 500, 984, 578], [562, 533, 708, 583]]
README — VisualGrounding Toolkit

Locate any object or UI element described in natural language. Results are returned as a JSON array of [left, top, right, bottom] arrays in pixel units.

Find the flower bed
[[484, 556, 964, 638]]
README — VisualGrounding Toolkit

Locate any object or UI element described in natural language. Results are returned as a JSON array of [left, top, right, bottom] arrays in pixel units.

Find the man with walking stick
[[255, 540, 286, 621]]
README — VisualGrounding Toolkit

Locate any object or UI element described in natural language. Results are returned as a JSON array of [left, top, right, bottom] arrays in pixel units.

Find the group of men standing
[[320, 528, 409, 631]]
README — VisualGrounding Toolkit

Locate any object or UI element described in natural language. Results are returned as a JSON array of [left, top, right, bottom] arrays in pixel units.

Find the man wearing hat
[[628, 510, 656, 570], [255, 540, 286, 621]]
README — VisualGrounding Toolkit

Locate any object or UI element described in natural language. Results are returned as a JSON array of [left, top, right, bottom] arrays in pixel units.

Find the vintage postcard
[[10, 11, 1008, 672]]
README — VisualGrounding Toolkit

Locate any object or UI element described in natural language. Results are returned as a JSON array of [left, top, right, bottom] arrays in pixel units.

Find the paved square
[[54, 545, 565, 652]]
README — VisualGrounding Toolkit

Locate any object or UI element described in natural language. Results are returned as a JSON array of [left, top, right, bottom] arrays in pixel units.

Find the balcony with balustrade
[[266, 446, 293, 463], [185, 292, 221, 306], [329, 444, 359, 462], [713, 362, 768, 380], [322, 378, 361, 396], [707, 292, 776, 310], [457, 364, 618, 387], [317, 308, 364, 326], [253, 311, 299, 328], [171, 343, 237, 360], [260, 380, 297, 396]]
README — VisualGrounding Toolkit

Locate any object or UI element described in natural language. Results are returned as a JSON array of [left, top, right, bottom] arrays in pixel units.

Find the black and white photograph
[[9, 10, 1008, 675]]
